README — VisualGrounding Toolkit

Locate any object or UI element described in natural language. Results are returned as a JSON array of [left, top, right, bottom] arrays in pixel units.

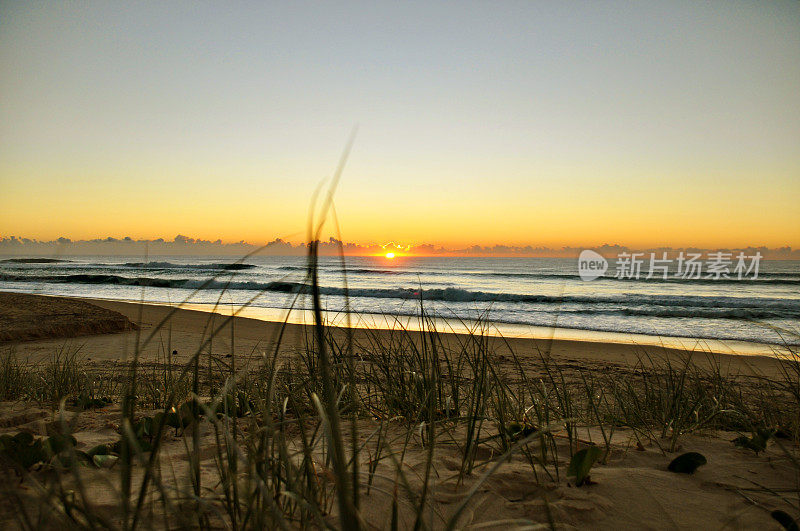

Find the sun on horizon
[[384, 252, 395, 259]]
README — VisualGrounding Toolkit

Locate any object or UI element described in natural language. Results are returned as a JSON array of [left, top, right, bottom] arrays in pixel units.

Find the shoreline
[[1, 253, 797, 353], [8, 290, 793, 358], [0, 293, 789, 379], [173, 299, 796, 357]]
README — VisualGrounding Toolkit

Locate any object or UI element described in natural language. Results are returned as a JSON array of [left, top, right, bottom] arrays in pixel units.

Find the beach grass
[[1, 270, 799, 528]]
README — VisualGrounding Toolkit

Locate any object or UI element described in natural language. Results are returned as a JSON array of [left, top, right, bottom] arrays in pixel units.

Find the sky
[[1, 1, 798, 251]]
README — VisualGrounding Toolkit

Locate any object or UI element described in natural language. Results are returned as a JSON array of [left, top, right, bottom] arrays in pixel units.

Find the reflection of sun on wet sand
[[1, 293, 798, 529]]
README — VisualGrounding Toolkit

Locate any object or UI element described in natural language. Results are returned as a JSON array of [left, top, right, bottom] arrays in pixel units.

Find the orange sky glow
[[1, 3, 798, 250]]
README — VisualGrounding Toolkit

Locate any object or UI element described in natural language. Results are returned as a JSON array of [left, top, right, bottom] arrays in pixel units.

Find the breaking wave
[[119, 262, 256, 271], [2, 273, 799, 317]]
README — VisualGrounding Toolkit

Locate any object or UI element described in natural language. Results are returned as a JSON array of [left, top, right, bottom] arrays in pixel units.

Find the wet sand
[[1, 294, 788, 379]]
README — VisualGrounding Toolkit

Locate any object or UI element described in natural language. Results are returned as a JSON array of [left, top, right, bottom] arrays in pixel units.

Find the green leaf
[[92, 454, 119, 468], [44, 433, 77, 457], [86, 444, 113, 457], [668, 452, 706, 474], [17, 439, 47, 469], [734, 428, 775, 455], [0, 432, 49, 470], [772, 510, 799, 531], [568, 446, 602, 486], [13, 432, 34, 446], [504, 422, 536, 442]]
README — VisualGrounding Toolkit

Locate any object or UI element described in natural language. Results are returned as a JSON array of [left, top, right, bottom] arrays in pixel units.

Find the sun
[[384, 252, 395, 259]]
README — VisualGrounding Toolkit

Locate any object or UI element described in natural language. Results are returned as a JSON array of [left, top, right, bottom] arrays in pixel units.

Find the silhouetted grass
[[2, 294, 798, 529]]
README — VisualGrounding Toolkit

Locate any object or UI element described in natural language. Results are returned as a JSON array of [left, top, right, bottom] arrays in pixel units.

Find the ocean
[[1, 255, 799, 350]]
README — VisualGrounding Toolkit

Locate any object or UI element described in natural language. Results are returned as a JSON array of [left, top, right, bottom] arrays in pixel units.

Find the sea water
[[1, 255, 798, 350]]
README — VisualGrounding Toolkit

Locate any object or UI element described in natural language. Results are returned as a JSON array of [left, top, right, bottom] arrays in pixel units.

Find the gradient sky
[[1, 1, 798, 249]]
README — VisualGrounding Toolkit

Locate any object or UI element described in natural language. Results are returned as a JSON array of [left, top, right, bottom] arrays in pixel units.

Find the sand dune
[[0, 293, 136, 343], [0, 293, 797, 529]]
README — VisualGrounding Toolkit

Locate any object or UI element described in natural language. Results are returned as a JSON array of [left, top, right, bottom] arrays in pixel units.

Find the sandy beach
[[2, 294, 788, 378], [1, 294, 798, 529], [0, 293, 136, 343]]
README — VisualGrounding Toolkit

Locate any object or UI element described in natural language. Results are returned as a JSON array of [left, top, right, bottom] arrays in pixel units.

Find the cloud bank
[[0, 235, 798, 259]]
